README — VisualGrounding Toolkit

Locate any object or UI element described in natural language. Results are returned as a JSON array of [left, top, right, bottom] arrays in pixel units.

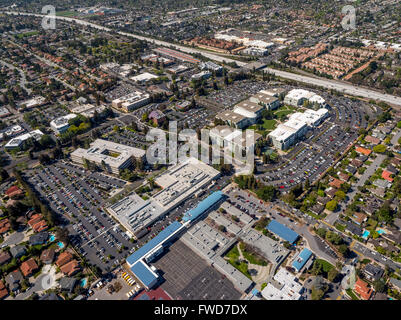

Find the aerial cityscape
[[0, 0, 401, 306]]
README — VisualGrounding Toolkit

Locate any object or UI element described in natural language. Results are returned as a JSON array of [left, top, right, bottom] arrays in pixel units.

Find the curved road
[[3, 10, 401, 108]]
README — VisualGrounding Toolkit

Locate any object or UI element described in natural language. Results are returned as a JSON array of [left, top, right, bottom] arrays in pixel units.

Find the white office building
[[4, 130, 44, 149], [261, 268, 304, 300], [112, 90, 151, 112], [50, 114, 77, 134], [284, 89, 326, 107], [70, 139, 145, 174]]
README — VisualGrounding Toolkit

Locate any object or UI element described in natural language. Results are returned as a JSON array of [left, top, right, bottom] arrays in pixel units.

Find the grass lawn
[[239, 242, 268, 266], [275, 110, 294, 118], [228, 260, 252, 280], [315, 259, 335, 273], [346, 288, 359, 300], [225, 245, 240, 262], [262, 119, 277, 130], [56, 11, 77, 17], [16, 31, 39, 38]]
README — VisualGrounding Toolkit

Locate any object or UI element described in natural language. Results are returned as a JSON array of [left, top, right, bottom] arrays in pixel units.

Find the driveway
[[2, 231, 25, 247]]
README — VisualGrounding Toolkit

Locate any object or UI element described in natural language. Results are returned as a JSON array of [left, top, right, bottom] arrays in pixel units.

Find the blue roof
[[292, 248, 313, 271], [266, 220, 299, 244], [126, 221, 183, 266], [182, 191, 224, 222], [130, 261, 158, 288]]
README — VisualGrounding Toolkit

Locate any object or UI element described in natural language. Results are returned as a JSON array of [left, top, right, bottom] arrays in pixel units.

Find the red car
[[279, 185, 284, 189]]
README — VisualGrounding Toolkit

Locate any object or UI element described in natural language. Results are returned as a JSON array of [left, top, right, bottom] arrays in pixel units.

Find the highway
[[3, 10, 401, 108]]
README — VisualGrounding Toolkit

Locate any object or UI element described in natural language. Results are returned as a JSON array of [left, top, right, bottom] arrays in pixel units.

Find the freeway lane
[[263, 67, 401, 107], [3, 11, 401, 108]]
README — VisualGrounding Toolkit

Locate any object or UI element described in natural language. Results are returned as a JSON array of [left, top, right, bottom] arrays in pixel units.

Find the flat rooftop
[[71, 139, 145, 167]]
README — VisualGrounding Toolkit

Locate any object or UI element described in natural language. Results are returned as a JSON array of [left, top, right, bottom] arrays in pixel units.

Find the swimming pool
[[49, 234, 55, 242], [57, 241, 65, 249], [377, 229, 386, 235], [362, 230, 370, 239], [80, 278, 87, 287]]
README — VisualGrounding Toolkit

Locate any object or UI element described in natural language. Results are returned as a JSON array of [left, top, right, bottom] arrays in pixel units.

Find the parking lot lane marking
[[80, 223, 120, 248]]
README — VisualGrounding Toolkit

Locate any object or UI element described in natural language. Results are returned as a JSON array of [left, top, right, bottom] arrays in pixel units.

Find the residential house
[[338, 172, 350, 182], [355, 146, 372, 156], [365, 135, 380, 145], [389, 278, 401, 291], [29, 232, 49, 246], [350, 159, 363, 168], [329, 178, 343, 189], [354, 278, 373, 300], [0, 280, 8, 300], [351, 212, 367, 225], [40, 248, 55, 265], [60, 260, 81, 276], [56, 251, 74, 267], [0, 218, 10, 235], [346, 165, 357, 175], [10, 245, 26, 259], [20, 258, 39, 277], [59, 277, 77, 293], [310, 204, 325, 215], [325, 187, 338, 199], [343, 220, 363, 237], [0, 250, 11, 266], [5, 270, 23, 292], [363, 264, 384, 282], [5, 186, 24, 199]]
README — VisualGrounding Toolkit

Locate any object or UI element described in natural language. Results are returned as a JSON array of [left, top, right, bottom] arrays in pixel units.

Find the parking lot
[[153, 240, 241, 300], [24, 161, 134, 271], [206, 80, 269, 108], [256, 92, 374, 192]]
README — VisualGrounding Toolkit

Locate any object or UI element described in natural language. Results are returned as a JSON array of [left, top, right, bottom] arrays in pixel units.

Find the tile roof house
[[5, 185, 24, 199], [5, 270, 23, 292], [355, 146, 372, 156], [56, 251, 74, 267], [10, 245, 26, 259], [20, 258, 39, 277], [28, 214, 48, 232], [329, 178, 344, 189], [60, 260, 81, 276], [0, 250, 11, 265], [0, 218, 11, 235], [0, 280, 8, 300], [381, 170, 394, 182], [354, 278, 373, 300], [40, 248, 55, 265]]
